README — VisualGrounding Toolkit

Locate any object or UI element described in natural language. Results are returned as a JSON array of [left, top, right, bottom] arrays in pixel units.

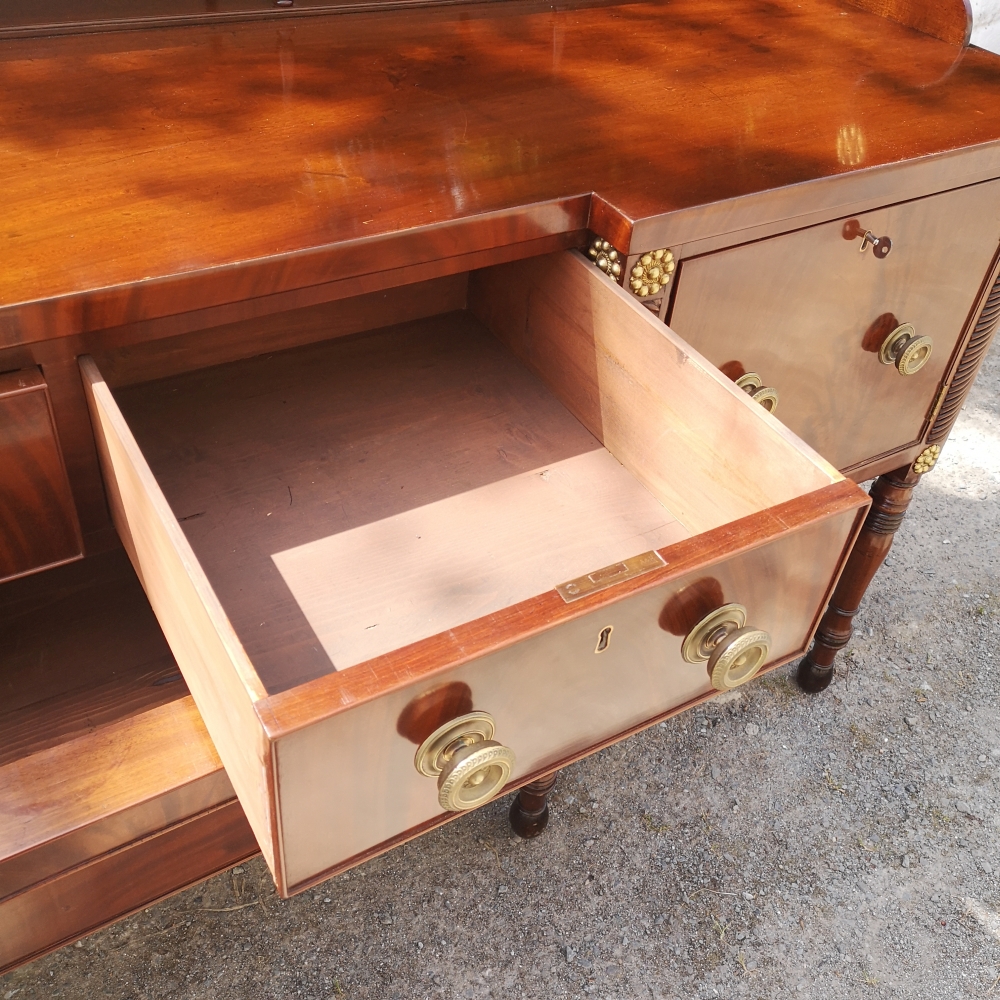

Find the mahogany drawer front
[[0, 368, 82, 583], [668, 179, 1000, 472], [81, 249, 869, 895]]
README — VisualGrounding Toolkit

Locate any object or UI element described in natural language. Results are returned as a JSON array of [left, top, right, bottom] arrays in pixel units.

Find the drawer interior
[[102, 250, 838, 696]]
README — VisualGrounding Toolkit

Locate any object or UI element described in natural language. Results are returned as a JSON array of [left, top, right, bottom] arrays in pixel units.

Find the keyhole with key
[[843, 220, 893, 259], [859, 230, 892, 257]]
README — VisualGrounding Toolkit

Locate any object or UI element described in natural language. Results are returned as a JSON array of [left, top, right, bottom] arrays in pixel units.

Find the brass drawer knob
[[681, 603, 771, 691], [414, 712, 515, 812], [735, 372, 779, 413], [879, 323, 933, 376]]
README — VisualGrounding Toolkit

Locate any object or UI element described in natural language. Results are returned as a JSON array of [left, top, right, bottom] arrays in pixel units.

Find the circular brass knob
[[879, 324, 932, 376], [708, 627, 771, 691], [735, 373, 779, 414], [438, 741, 515, 811], [681, 603, 771, 691], [413, 712, 515, 812]]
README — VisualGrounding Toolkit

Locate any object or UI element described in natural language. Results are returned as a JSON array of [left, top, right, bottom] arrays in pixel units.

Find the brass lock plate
[[556, 550, 666, 603]]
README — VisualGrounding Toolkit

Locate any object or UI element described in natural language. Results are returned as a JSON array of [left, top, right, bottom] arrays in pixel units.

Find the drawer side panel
[[472, 251, 838, 536], [80, 357, 277, 878]]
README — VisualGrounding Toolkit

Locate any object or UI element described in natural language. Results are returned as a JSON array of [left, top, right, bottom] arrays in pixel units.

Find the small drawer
[[81, 250, 869, 895], [668, 179, 1000, 472]]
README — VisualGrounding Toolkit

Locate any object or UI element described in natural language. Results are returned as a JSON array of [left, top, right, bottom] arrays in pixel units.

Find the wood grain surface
[[111, 310, 607, 692], [0, 799, 256, 975], [0, 547, 247, 973], [843, 0, 972, 44], [0, 549, 180, 762], [2, 0, 1000, 343], [0, 697, 229, 895], [273, 449, 688, 670], [0, 369, 82, 582], [81, 357, 279, 878]]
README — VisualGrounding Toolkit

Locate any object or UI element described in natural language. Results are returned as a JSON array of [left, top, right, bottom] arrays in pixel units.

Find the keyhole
[[595, 626, 613, 653]]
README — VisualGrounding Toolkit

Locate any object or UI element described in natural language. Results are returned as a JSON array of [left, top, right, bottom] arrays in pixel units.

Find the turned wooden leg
[[796, 464, 921, 693], [509, 771, 558, 838]]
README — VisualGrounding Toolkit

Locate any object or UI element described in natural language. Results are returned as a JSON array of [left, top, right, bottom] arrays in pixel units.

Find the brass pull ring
[[735, 373, 779, 414], [413, 712, 515, 812], [681, 603, 771, 691], [878, 323, 933, 376]]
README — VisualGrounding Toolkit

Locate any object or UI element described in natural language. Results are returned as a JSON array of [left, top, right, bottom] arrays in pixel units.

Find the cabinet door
[[668, 180, 1000, 472], [0, 368, 82, 582]]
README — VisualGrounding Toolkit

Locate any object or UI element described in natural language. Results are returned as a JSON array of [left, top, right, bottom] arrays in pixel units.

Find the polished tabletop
[[2, 0, 1000, 340]]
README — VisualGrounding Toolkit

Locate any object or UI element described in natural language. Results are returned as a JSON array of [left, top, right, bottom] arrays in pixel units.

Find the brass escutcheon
[[681, 603, 746, 663], [879, 323, 933, 376], [681, 603, 771, 692], [413, 712, 515, 812], [735, 373, 780, 414]]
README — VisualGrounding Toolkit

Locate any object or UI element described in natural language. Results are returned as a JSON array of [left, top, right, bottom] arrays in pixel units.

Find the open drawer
[[81, 250, 869, 896]]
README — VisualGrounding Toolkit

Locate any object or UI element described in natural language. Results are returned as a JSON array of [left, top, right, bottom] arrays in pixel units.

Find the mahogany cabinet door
[[0, 368, 82, 582], [667, 179, 1000, 473]]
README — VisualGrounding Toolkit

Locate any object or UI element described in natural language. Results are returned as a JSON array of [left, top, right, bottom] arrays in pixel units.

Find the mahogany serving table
[[2, 0, 999, 971]]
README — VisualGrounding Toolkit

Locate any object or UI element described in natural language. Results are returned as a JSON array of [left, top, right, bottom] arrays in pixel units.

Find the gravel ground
[[3, 339, 999, 1000]]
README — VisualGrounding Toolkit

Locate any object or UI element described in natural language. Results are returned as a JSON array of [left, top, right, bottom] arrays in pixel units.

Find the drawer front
[[275, 505, 860, 890], [668, 180, 1000, 471]]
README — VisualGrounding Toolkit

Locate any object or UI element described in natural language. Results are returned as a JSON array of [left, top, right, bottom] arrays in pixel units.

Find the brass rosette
[[587, 238, 622, 281], [913, 444, 941, 474], [629, 248, 675, 297]]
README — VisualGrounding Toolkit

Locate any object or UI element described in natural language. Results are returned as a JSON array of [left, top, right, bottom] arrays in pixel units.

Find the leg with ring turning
[[797, 464, 921, 693], [509, 771, 558, 838]]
